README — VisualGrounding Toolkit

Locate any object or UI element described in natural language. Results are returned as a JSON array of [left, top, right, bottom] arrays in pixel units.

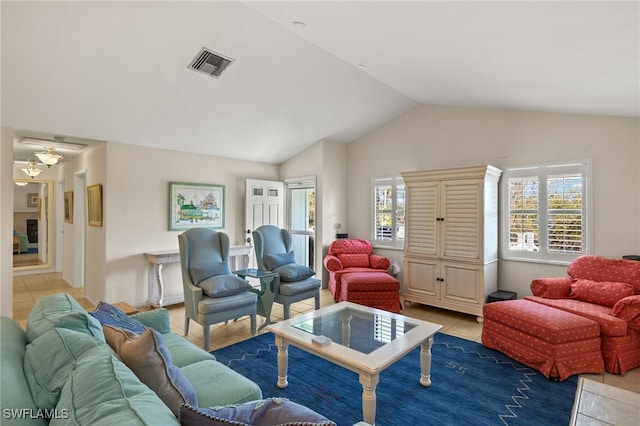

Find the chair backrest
[[568, 255, 640, 292], [178, 228, 232, 282], [327, 238, 373, 256], [252, 225, 292, 270]]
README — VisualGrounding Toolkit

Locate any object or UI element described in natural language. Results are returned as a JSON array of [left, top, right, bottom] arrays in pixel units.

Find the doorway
[[245, 177, 316, 270], [285, 177, 316, 270], [13, 179, 53, 270]]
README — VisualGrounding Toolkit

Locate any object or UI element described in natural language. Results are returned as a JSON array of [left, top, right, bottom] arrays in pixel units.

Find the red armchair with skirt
[[323, 239, 401, 313], [524, 256, 640, 375], [483, 255, 640, 380]]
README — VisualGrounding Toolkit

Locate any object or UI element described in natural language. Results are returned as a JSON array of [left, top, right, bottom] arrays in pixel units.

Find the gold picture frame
[[87, 184, 103, 227], [64, 191, 74, 224]]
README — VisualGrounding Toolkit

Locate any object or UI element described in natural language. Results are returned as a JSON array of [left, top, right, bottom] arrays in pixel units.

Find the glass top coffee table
[[267, 302, 442, 425]]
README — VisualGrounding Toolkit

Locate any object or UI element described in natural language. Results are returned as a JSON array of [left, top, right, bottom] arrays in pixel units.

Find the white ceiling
[[3, 1, 638, 165]]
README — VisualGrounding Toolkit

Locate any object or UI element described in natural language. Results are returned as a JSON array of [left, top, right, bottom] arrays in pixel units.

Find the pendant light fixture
[[34, 147, 63, 167], [22, 161, 43, 178]]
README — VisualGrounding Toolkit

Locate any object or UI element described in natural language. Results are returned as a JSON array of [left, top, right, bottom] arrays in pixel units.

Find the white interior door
[[245, 179, 284, 267]]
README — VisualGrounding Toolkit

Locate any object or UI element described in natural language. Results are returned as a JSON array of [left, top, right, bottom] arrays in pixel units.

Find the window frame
[[371, 176, 405, 250], [500, 160, 592, 265]]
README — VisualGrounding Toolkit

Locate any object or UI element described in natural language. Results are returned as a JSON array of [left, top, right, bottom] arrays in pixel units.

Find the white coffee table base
[[273, 333, 436, 425]]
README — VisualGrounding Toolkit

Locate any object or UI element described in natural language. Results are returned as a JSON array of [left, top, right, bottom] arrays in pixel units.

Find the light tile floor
[[12, 273, 640, 416]]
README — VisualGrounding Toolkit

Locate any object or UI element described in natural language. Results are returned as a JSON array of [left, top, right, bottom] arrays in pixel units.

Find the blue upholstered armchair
[[178, 228, 257, 351], [252, 225, 321, 319]]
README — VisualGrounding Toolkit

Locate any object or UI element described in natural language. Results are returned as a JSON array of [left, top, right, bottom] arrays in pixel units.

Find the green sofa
[[0, 293, 262, 425]]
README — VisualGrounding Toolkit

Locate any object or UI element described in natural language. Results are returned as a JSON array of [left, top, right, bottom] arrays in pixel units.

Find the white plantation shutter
[[502, 161, 591, 264], [372, 176, 405, 249]]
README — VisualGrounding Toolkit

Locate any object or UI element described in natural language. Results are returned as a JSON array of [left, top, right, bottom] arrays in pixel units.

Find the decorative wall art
[[64, 191, 74, 224], [27, 193, 38, 208], [87, 184, 103, 227], [169, 182, 225, 231]]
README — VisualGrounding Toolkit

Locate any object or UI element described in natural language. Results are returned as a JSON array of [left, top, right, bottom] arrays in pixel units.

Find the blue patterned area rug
[[212, 332, 578, 426]]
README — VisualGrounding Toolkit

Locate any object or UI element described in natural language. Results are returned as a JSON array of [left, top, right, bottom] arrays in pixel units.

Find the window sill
[[501, 256, 573, 267]]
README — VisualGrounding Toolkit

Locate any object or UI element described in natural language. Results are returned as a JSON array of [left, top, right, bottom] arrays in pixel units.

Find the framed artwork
[[169, 182, 225, 231], [27, 193, 38, 208], [64, 191, 74, 223], [87, 184, 103, 227]]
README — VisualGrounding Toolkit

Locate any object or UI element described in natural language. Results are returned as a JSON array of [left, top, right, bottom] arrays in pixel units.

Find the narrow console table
[[144, 245, 252, 307]]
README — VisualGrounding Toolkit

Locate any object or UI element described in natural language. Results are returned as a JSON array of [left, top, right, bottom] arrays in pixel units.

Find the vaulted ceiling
[[3, 1, 638, 165]]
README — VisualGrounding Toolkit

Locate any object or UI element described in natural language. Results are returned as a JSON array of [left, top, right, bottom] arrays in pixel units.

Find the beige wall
[[98, 143, 279, 306], [1, 128, 15, 316], [347, 105, 640, 298], [279, 139, 348, 285]]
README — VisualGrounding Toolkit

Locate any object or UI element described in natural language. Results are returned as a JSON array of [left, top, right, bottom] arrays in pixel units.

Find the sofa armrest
[[612, 295, 640, 332], [324, 254, 343, 272], [369, 255, 390, 270], [0, 317, 47, 426], [131, 308, 172, 334], [530, 277, 572, 298]]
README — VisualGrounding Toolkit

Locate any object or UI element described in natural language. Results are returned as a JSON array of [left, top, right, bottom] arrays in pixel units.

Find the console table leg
[[275, 335, 289, 388], [359, 373, 379, 425], [420, 336, 434, 386]]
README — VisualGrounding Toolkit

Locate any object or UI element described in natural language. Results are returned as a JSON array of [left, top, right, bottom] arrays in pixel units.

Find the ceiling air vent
[[188, 47, 234, 78]]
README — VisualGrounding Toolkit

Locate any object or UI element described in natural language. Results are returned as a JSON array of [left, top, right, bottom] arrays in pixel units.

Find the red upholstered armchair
[[525, 255, 640, 375], [323, 239, 391, 302]]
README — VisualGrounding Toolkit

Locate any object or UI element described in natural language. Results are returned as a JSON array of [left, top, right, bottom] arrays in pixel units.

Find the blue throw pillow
[[89, 301, 147, 334], [179, 398, 336, 426], [198, 275, 252, 298], [189, 261, 231, 285], [264, 251, 295, 270], [273, 264, 315, 282]]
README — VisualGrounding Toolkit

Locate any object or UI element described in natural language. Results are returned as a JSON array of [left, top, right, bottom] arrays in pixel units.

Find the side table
[[234, 268, 279, 331], [112, 301, 139, 315]]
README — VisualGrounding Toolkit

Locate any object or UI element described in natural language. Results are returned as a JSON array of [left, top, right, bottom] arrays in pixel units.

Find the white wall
[[97, 143, 279, 306], [346, 105, 640, 298]]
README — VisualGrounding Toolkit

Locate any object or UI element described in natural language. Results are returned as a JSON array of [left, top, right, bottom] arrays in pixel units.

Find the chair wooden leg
[[184, 315, 190, 336], [283, 303, 290, 320], [250, 314, 257, 335], [203, 324, 210, 352], [315, 294, 320, 310]]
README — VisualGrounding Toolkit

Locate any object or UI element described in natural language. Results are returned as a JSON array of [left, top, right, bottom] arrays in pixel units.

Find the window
[[372, 176, 405, 249], [501, 160, 591, 264]]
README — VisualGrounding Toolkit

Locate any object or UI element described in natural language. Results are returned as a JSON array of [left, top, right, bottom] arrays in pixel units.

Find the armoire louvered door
[[402, 166, 502, 320]]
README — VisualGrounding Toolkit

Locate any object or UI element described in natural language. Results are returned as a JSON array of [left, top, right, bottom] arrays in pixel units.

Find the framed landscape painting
[[169, 182, 225, 231]]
